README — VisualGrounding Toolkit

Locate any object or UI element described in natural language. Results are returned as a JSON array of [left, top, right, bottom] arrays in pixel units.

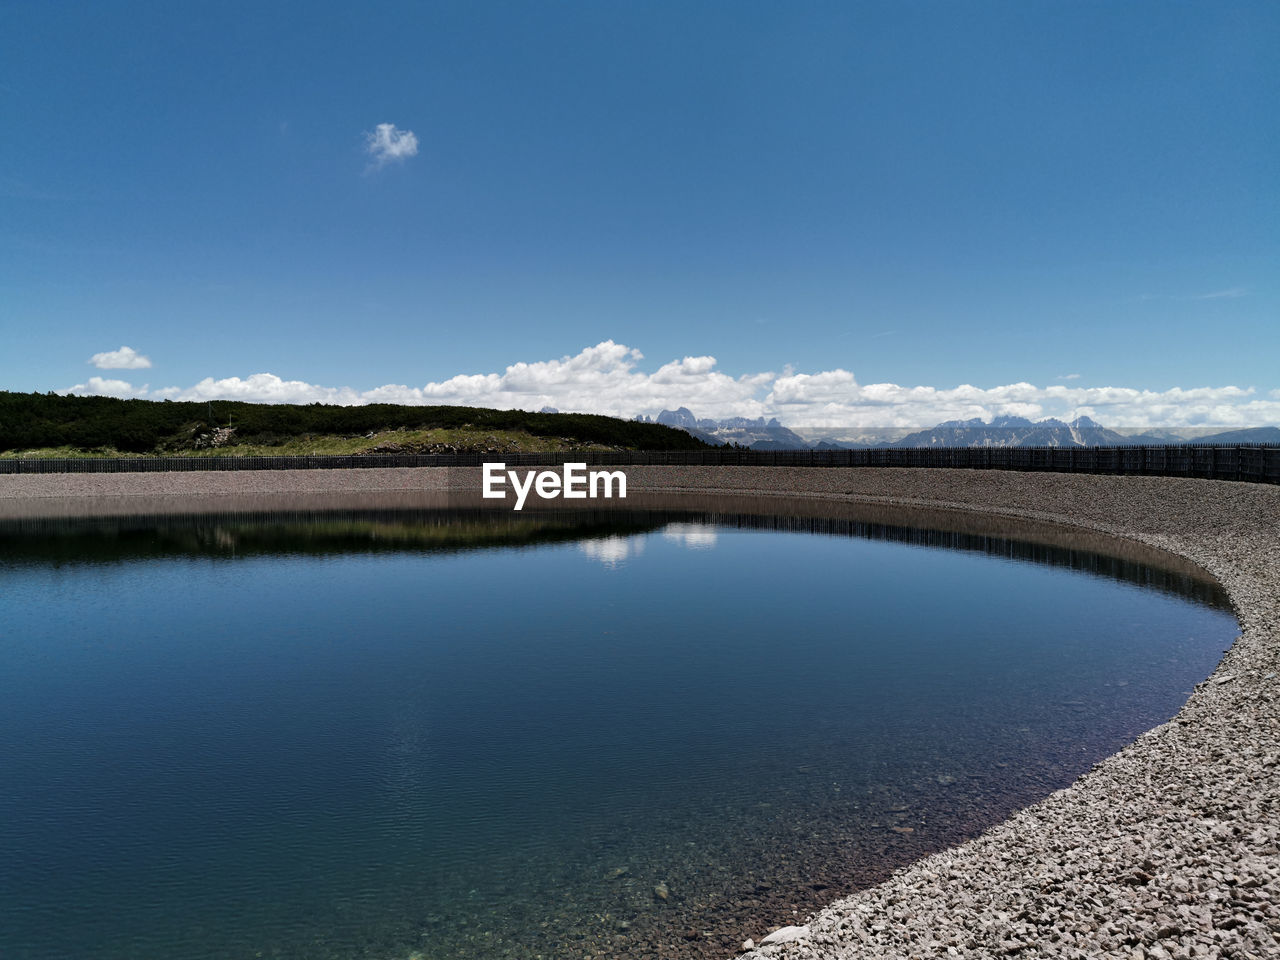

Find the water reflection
[[662, 522, 719, 550], [0, 500, 1232, 610], [0, 497, 1236, 960], [579, 534, 646, 566]]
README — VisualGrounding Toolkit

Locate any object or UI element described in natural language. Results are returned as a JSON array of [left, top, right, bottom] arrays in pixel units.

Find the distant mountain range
[[891, 415, 1158, 448], [635, 408, 811, 449], [634, 408, 1280, 450]]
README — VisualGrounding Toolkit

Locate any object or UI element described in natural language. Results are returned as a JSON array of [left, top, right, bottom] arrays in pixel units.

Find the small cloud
[[1056, 373, 1081, 381], [1193, 287, 1248, 300], [62, 376, 139, 398], [365, 122, 418, 168], [1132, 287, 1248, 303], [90, 346, 151, 370]]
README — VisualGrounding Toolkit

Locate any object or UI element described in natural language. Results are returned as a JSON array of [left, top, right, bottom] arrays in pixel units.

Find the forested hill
[[0, 391, 708, 455]]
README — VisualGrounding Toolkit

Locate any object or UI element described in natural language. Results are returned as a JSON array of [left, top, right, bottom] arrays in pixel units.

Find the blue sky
[[2, 1, 1277, 429]]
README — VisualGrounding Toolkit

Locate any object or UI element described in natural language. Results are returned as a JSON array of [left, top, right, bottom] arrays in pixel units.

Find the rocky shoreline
[[626, 469, 1279, 960], [3, 466, 1277, 958]]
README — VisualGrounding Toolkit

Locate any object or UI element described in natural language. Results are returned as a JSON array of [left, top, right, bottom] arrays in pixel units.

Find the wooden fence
[[2, 444, 1278, 484]]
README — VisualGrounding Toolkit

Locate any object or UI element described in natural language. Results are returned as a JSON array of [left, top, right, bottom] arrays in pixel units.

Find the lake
[[0, 502, 1237, 960]]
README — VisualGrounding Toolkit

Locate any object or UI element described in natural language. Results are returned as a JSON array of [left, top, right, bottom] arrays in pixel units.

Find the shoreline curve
[[3, 466, 1277, 958]]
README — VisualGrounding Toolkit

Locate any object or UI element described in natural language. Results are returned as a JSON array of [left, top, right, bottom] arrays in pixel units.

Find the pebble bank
[[3, 465, 1277, 959]]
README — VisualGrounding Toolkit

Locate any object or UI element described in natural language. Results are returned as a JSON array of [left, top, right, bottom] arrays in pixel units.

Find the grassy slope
[[0, 391, 706, 456], [1, 428, 627, 458]]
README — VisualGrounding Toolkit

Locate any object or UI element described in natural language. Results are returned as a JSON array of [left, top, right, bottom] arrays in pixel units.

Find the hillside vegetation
[[0, 391, 707, 457]]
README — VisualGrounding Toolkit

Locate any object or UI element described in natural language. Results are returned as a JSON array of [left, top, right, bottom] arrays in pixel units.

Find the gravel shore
[[624, 469, 1280, 960], [3, 466, 1277, 959]]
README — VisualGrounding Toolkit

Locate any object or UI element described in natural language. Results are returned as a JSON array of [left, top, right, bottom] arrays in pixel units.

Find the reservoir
[[0, 503, 1238, 960]]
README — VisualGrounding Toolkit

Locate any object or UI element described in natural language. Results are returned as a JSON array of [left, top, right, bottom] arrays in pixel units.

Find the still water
[[0, 507, 1237, 960]]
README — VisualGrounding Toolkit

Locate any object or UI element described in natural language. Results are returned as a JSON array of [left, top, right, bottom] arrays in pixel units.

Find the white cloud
[[176, 373, 366, 405], [63, 376, 141, 398], [1056, 373, 1081, 381], [90, 345, 151, 370], [57, 340, 1280, 431], [1193, 287, 1248, 300], [365, 123, 418, 168], [1137, 287, 1250, 303]]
